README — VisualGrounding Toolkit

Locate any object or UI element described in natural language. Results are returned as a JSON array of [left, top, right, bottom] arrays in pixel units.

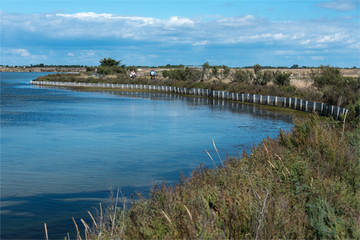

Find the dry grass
[[66, 116, 359, 240]]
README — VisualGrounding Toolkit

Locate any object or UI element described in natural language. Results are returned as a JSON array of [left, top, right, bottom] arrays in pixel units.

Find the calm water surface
[[1, 72, 294, 239]]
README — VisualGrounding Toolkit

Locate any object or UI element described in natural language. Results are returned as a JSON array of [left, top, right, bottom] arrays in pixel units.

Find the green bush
[[162, 67, 201, 81], [233, 70, 253, 83], [212, 66, 219, 79], [306, 198, 347, 239], [346, 100, 360, 126], [126, 66, 137, 72], [253, 71, 272, 85], [312, 66, 359, 108], [313, 66, 343, 88], [97, 66, 126, 75], [274, 71, 292, 86], [222, 65, 231, 76], [262, 70, 275, 84]]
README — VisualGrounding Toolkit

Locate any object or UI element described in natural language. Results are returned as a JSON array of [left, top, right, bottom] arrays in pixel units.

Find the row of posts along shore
[[30, 80, 348, 119]]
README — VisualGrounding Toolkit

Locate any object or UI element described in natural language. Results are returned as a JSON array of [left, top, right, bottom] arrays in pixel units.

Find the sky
[[1, 0, 359, 67]]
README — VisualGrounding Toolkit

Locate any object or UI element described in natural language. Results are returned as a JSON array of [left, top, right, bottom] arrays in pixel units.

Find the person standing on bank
[[150, 69, 157, 80], [130, 70, 136, 79]]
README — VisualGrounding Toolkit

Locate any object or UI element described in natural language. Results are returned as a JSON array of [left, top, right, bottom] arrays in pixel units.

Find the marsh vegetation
[[71, 116, 359, 239]]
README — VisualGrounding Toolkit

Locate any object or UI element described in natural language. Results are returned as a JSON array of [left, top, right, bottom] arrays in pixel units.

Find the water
[[1, 72, 294, 239]]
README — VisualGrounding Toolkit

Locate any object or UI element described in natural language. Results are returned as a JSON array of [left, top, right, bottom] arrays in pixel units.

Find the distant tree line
[[1, 61, 358, 69], [27, 64, 87, 68]]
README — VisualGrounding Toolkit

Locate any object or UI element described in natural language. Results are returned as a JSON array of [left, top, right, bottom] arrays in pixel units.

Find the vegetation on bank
[[72, 116, 359, 239], [35, 58, 359, 124]]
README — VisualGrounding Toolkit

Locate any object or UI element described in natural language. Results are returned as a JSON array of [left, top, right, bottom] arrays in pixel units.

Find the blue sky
[[1, 0, 359, 67]]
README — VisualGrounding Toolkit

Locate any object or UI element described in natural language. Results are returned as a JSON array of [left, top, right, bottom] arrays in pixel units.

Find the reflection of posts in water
[[31, 80, 348, 119]]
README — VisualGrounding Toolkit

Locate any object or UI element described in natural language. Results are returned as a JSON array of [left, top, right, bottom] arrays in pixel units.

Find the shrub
[[253, 71, 272, 85], [211, 66, 218, 78], [222, 65, 231, 76], [262, 70, 275, 84], [313, 66, 343, 88], [127, 66, 137, 72], [346, 100, 360, 126], [86, 67, 95, 72], [233, 70, 253, 83], [274, 71, 292, 86], [162, 67, 201, 82], [312, 66, 359, 107], [253, 64, 262, 75]]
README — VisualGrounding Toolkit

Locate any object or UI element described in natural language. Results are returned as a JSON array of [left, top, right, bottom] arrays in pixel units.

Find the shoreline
[[31, 80, 348, 119]]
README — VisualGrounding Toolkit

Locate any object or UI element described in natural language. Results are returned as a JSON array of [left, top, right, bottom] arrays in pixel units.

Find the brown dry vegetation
[[73, 116, 360, 240]]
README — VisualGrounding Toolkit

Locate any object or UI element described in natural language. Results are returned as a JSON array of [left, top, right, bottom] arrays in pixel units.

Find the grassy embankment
[[72, 116, 359, 239], [37, 64, 359, 239]]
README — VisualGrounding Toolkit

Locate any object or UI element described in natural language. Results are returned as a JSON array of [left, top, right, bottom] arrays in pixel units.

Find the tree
[[97, 58, 126, 75], [253, 64, 262, 75], [222, 65, 231, 76], [313, 66, 342, 89], [252, 64, 273, 85], [100, 58, 121, 67], [212, 66, 219, 79], [201, 62, 210, 81], [274, 71, 292, 86], [202, 62, 210, 69]]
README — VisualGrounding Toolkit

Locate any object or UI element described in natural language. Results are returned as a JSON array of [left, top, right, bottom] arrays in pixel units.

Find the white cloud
[[311, 56, 325, 60], [318, 0, 359, 11], [4, 11, 358, 49], [192, 40, 209, 46], [1, 11, 359, 66], [216, 15, 257, 26], [273, 33, 287, 40], [55, 12, 113, 20], [274, 50, 297, 55], [55, 12, 169, 26], [12, 48, 30, 56], [317, 33, 347, 43], [239, 33, 288, 42], [348, 41, 360, 49], [300, 39, 311, 45], [79, 51, 96, 57], [165, 16, 194, 27]]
